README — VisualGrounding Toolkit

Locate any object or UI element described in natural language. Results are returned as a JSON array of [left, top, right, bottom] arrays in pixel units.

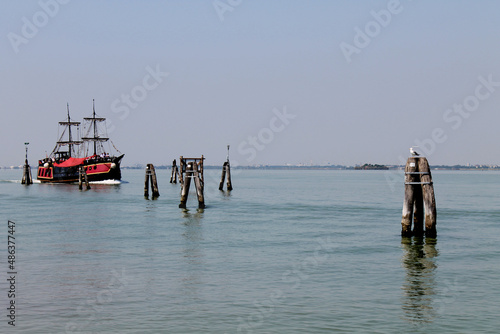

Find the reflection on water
[[401, 237, 439, 325], [181, 209, 205, 299], [144, 199, 159, 213], [88, 183, 121, 193], [219, 190, 233, 198], [35, 182, 121, 194], [182, 209, 205, 263]]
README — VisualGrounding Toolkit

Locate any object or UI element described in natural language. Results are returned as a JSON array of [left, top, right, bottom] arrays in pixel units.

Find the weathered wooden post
[[219, 145, 233, 191], [179, 162, 193, 208], [225, 160, 232, 191], [79, 166, 91, 190], [402, 157, 418, 237], [150, 164, 160, 198], [412, 185, 424, 236], [218, 161, 233, 191], [144, 165, 150, 197], [84, 168, 90, 190], [170, 159, 178, 184], [79, 167, 83, 190], [418, 158, 437, 237], [401, 152, 436, 237], [144, 164, 160, 199], [178, 156, 184, 185], [21, 163, 33, 185], [21, 142, 33, 185], [193, 162, 205, 209], [219, 162, 227, 191], [178, 156, 205, 209]]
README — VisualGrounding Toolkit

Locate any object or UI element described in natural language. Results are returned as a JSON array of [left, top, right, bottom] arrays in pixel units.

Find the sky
[[1, 0, 500, 167]]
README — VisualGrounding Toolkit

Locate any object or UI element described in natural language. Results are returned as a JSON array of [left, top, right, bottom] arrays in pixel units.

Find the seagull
[[410, 147, 420, 156]]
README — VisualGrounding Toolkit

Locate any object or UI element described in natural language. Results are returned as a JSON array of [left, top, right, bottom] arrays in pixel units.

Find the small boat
[[37, 101, 124, 183]]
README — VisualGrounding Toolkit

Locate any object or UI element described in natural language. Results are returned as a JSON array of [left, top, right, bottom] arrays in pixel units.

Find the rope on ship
[[110, 140, 122, 154]]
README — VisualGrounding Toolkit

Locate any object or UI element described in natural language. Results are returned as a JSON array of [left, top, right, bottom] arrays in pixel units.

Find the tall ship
[[37, 101, 124, 183]]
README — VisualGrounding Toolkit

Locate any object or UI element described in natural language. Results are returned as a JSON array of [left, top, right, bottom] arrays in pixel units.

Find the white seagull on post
[[410, 147, 420, 156]]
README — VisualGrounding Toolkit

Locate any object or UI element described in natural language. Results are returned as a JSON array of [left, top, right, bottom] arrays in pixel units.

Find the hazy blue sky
[[2, 0, 500, 166]]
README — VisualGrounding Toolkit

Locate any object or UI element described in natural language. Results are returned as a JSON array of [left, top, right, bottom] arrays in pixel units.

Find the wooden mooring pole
[[219, 145, 233, 191], [219, 162, 227, 191], [419, 157, 437, 237], [225, 160, 232, 191], [193, 163, 205, 208], [144, 164, 160, 199], [21, 163, 33, 185], [401, 156, 436, 237], [219, 161, 233, 191], [179, 162, 192, 208], [21, 142, 33, 185], [178, 156, 205, 209], [170, 159, 179, 184], [78, 166, 91, 190]]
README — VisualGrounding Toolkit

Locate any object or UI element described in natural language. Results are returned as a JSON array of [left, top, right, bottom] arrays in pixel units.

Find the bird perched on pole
[[410, 147, 420, 156]]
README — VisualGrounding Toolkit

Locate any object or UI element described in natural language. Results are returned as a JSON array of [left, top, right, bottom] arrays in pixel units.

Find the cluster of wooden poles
[[401, 156, 437, 237], [21, 159, 33, 185], [144, 155, 233, 209], [78, 166, 91, 190]]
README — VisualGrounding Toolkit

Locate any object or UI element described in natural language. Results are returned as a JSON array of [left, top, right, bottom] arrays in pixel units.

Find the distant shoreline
[[129, 164, 500, 171], [90, 165, 500, 171], [3, 165, 500, 171]]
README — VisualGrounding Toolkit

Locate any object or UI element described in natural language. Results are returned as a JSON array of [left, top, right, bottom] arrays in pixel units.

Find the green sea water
[[0, 168, 499, 333]]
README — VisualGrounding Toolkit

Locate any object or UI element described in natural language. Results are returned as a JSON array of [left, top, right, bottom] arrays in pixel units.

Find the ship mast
[[93, 100, 97, 155], [82, 99, 109, 156], [67, 104, 74, 156], [51, 103, 82, 158]]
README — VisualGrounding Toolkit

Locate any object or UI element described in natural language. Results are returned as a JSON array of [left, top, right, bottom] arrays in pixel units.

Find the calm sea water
[[0, 168, 499, 333]]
